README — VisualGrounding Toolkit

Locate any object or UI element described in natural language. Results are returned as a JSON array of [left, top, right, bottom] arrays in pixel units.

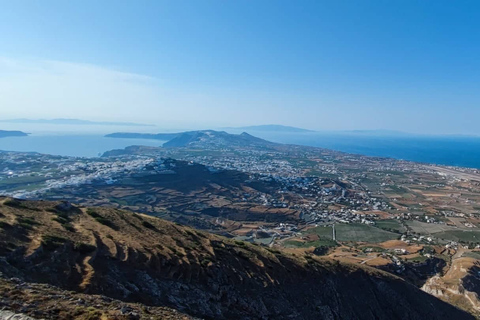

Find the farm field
[[405, 220, 459, 234], [434, 230, 480, 243], [375, 219, 407, 233], [283, 238, 337, 248], [305, 223, 399, 243]]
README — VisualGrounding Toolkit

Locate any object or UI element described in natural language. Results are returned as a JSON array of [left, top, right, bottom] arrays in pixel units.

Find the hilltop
[[163, 130, 277, 148], [0, 197, 473, 319]]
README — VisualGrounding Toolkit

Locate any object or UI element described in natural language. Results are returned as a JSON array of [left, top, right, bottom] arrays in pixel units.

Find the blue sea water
[[247, 132, 480, 169], [0, 135, 163, 158]]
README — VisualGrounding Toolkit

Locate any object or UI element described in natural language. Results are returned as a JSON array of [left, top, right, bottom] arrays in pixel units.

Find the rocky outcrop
[[422, 255, 480, 317]]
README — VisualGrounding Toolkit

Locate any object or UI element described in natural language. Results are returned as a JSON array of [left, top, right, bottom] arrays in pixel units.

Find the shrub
[[52, 216, 68, 224], [86, 208, 100, 218], [4, 199, 40, 211], [63, 224, 76, 232], [87, 209, 116, 229], [235, 240, 246, 246], [42, 235, 67, 250], [132, 213, 143, 220], [141, 220, 156, 230], [4, 199, 21, 207], [168, 246, 185, 257], [201, 256, 214, 266], [17, 217, 39, 230], [94, 217, 116, 229]]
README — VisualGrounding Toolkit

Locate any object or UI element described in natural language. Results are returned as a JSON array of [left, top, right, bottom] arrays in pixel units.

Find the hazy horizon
[[5, 117, 480, 138], [2, 1, 480, 134]]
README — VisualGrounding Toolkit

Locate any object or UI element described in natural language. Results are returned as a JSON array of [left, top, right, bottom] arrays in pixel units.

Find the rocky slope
[[0, 277, 194, 320], [0, 197, 474, 319], [422, 249, 480, 317]]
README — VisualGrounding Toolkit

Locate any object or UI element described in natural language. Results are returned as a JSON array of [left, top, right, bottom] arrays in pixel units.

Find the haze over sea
[[0, 123, 163, 158], [2, 122, 480, 169]]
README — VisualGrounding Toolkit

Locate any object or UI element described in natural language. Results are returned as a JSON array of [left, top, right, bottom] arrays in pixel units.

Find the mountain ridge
[[0, 197, 473, 319]]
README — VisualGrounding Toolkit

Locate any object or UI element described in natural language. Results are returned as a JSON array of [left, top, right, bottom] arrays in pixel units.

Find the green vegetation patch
[[42, 235, 67, 250], [4, 199, 22, 207], [435, 230, 480, 244], [200, 255, 214, 266], [406, 255, 429, 264], [336, 224, 399, 243], [141, 220, 157, 230], [462, 251, 480, 260], [304, 225, 334, 238], [3, 199, 41, 211], [16, 216, 39, 230], [86, 208, 117, 229], [234, 240, 247, 246], [306, 223, 399, 243], [51, 211, 76, 232], [375, 219, 407, 234], [284, 238, 337, 248], [404, 220, 455, 235]]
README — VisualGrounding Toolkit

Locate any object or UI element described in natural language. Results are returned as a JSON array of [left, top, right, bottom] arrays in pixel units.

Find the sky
[[1, 0, 480, 133]]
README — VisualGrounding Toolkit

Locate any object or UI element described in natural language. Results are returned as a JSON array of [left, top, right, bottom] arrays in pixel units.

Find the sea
[[1, 123, 480, 169], [0, 123, 164, 158], [249, 132, 480, 169]]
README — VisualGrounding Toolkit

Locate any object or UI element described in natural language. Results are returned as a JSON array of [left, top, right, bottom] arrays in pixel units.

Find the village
[[1, 145, 480, 252]]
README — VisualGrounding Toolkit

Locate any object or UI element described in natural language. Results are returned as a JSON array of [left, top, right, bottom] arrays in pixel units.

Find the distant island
[[0, 118, 154, 127], [106, 125, 315, 142], [225, 124, 315, 133], [105, 130, 277, 149], [0, 130, 28, 138]]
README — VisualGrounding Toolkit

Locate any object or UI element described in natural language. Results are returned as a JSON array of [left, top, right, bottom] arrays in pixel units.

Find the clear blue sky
[[1, 1, 480, 133]]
